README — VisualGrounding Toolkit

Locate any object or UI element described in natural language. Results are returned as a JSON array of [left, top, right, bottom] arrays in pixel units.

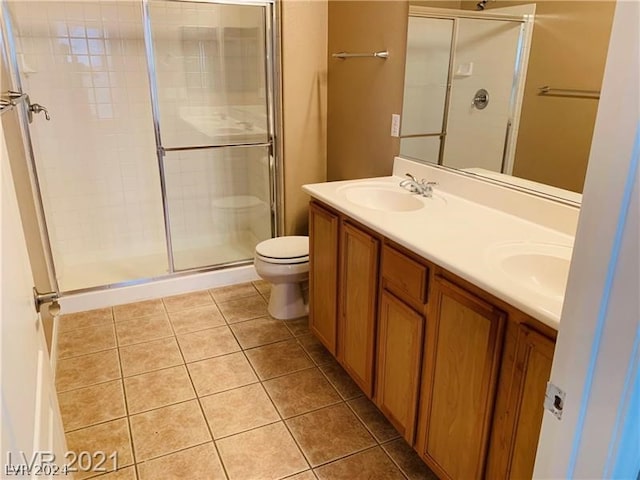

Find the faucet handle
[[405, 172, 418, 182], [419, 179, 437, 198]]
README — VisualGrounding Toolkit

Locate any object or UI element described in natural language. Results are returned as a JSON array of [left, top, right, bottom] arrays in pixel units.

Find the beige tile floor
[[56, 281, 438, 480]]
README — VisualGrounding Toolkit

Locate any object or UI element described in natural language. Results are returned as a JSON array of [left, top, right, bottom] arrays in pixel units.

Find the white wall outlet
[[391, 114, 401, 137], [544, 382, 566, 420]]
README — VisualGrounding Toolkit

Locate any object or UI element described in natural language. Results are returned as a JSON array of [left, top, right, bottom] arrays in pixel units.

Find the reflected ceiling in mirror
[[400, 1, 616, 201]]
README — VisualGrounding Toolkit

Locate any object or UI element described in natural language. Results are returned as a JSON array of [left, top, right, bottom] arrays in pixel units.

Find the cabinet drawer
[[382, 245, 428, 305]]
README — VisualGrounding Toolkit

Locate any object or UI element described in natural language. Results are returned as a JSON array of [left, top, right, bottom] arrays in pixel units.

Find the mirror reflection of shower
[[399, 5, 534, 176]]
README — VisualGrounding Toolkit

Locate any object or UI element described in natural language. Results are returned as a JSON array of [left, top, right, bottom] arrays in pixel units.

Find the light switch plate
[[391, 114, 401, 137]]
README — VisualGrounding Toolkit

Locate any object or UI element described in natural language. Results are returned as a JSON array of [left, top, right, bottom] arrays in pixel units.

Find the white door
[[1, 120, 66, 477], [533, 1, 640, 477]]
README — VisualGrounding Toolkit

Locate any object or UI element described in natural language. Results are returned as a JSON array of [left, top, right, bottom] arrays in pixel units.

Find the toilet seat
[[255, 236, 309, 264], [254, 235, 310, 320]]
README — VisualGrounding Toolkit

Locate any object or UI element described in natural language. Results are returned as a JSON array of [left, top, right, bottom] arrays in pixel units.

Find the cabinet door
[[418, 276, 506, 480], [376, 290, 424, 443], [309, 202, 339, 354], [338, 221, 379, 397], [486, 322, 555, 479]]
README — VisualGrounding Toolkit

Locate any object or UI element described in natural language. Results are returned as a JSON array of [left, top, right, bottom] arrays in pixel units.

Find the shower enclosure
[[2, 0, 280, 293], [400, 5, 534, 175]]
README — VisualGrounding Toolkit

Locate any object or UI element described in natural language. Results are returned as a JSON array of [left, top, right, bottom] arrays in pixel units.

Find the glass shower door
[[5, 0, 169, 292], [146, 0, 273, 271], [400, 16, 454, 164]]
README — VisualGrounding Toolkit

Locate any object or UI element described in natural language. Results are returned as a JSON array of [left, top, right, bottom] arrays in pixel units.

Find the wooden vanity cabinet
[[416, 276, 506, 480], [308, 201, 380, 396], [375, 244, 429, 443], [308, 201, 339, 354], [308, 200, 556, 480], [376, 290, 424, 443], [337, 221, 380, 397], [485, 321, 555, 480]]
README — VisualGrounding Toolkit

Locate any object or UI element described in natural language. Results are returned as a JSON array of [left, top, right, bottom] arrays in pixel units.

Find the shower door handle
[[28, 100, 50, 122], [6, 91, 50, 122], [16, 92, 51, 123]]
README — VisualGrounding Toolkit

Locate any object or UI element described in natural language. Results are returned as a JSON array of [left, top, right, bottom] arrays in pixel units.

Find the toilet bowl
[[254, 236, 309, 320]]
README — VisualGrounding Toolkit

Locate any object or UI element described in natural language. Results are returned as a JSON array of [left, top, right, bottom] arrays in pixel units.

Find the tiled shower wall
[[9, 0, 272, 287], [9, 0, 167, 278]]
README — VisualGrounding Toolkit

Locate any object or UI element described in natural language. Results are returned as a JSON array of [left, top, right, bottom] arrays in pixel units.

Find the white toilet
[[254, 236, 309, 320]]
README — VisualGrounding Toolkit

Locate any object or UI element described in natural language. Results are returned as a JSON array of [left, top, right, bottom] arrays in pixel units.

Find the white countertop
[[303, 159, 578, 330]]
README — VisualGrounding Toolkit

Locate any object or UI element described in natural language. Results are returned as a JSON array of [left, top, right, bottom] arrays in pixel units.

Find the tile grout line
[[313, 443, 411, 478], [166, 291, 232, 480], [258, 369, 314, 462], [315, 363, 366, 403], [60, 286, 420, 479], [260, 367, 343, 418], [378, 441, 413, 480], [223, 313, 315, 476], [56, 307, 115, 335], [240, 314, 391, 475], [342, 397, 401, 446], [114, 309, 141, 480]]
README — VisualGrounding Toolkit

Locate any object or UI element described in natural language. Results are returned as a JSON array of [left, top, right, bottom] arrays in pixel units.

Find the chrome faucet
[[399, 173, 437, 198]]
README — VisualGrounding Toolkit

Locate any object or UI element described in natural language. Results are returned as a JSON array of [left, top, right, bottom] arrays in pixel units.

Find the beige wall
[[327, 1, 409, 181], [461, 1, 615, 193], [412, 1, 461, 7], [281, 0, 328, 235]]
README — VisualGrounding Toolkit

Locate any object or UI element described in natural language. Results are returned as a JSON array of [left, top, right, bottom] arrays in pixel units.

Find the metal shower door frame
[[0, 0, 60, 294], [142, 0, 282, 274], [1, 0, 283, 295]]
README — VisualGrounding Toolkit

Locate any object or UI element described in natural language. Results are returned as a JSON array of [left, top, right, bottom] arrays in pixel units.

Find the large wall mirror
[[400, 1, 615, 202]]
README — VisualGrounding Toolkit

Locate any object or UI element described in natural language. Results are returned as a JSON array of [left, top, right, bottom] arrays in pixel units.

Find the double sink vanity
[[302, 157, 578, 480]]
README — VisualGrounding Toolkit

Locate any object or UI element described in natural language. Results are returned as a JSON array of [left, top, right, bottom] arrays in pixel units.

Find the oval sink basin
[[338, 182, 445, 212], [488, 242, 572, 299], [345, 187, 424, 212]]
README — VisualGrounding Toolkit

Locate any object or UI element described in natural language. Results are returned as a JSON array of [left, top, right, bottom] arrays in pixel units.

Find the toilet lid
[[256, 236, 309, 260]]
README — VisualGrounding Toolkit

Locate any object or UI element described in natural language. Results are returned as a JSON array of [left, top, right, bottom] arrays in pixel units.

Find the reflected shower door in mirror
[[400, 7, 530, 176], [401, 2, 616, 198], [400, 17, 453, 162], [147, 0, 273, 271]]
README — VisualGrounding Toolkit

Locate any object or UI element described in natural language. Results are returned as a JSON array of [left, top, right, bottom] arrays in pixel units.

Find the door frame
[[533, 1, 639, 477]]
